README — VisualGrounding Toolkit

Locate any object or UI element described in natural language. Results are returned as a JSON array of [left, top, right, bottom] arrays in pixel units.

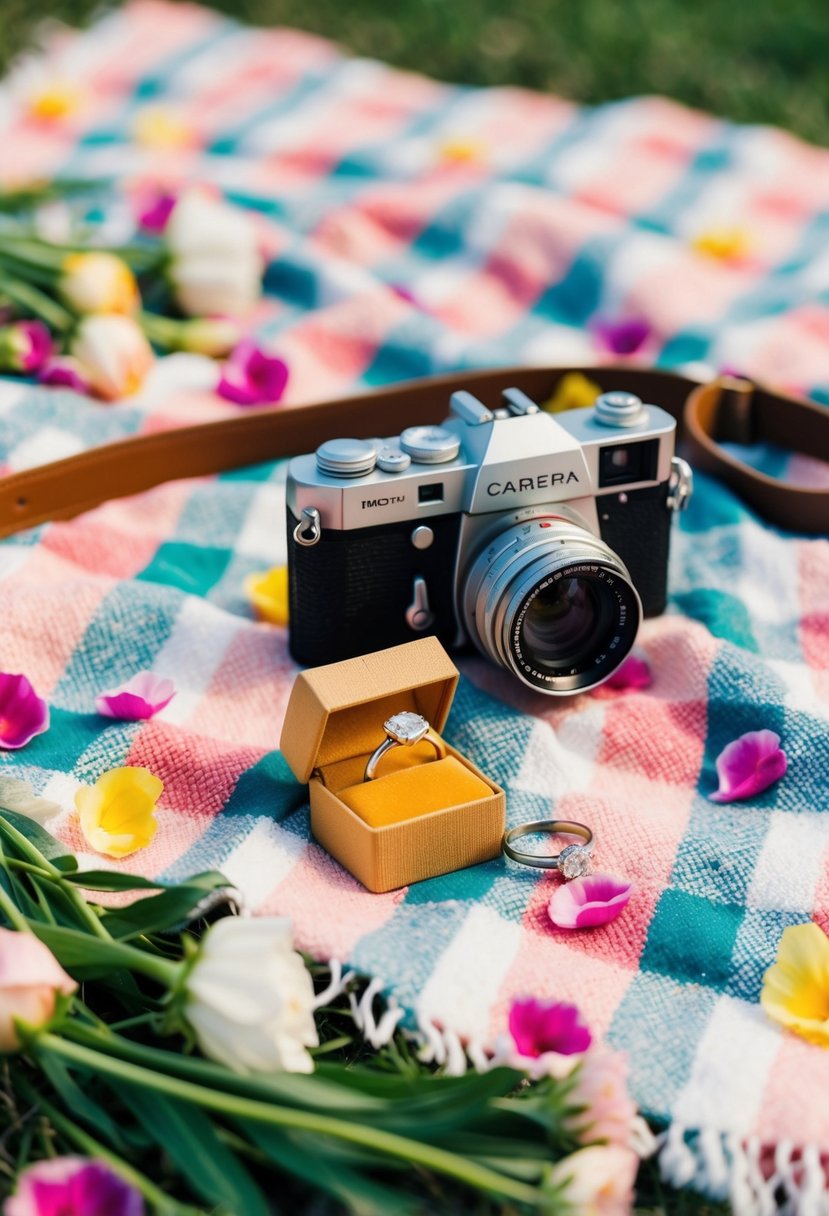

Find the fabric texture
[[1, 1, 828, 1203]]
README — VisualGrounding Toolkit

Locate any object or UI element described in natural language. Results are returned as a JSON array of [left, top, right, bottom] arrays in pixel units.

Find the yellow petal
[[761, 923, 829, 1047], [540, 373, 603, 414], [28, 83, 83, 122], [133, 106, 193, 150], [437, 138, 487, 165], [245, 566, 289, 627], [692, 227, 751, 262], [74, 766, 162, 858]]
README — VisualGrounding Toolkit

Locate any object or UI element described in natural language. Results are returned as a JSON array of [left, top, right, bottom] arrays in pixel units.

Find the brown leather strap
[[0, 366, 825, 537]]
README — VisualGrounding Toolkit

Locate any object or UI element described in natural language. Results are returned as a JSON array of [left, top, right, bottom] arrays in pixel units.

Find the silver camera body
[[286, 387, 691, 693]]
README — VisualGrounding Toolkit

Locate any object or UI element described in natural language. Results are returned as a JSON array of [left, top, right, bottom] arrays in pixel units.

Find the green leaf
[[39, 1050, 131, 1153], [100, 886, 235, 939], [111, 1083, 270, 1216], [239, 1122, 421, 1216], [64, 869, 227, 893], [32, 924, 176, 987], [0, 810, 77, 870]]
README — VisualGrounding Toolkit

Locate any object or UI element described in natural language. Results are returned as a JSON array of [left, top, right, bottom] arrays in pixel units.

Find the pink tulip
[[0, 927, 76, 1051], [549, 1145, 638, 1216], [38, 356, 91, 393], [564, 1047, 637, 1148], [605, 654, 652, 691], [709, 729, 787, 803], [548, 874, 633, 930], [94, 672, 176, 721], [5, 1156, 144, 1216], [217, 339, 289, 406], [0, 322, 53, 373], [0, 673, 49, 749], [508, 997, 591, 1058]]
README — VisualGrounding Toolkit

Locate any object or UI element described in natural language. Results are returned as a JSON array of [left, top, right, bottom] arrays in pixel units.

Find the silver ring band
[[502, 819, 594, 878], [364, 712, 446, 781]]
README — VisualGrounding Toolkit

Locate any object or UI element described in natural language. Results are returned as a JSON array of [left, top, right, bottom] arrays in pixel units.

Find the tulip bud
[[183, 916, 318, 1075], [0, 321, 53, 373], [70, 315, 154, 401], [60, 252, 140, 316], [0, 927, 76, 1051]]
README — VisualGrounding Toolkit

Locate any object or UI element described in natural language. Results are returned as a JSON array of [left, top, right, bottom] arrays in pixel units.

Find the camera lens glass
[[462, 517, 641, 694], [520, 577, 608, 670]]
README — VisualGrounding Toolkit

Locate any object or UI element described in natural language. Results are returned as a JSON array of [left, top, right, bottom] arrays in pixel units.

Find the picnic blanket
[[1, 3, 829, 1210]]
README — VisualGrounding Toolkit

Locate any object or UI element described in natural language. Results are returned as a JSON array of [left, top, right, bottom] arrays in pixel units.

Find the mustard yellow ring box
[[280, 637, 506, 893]]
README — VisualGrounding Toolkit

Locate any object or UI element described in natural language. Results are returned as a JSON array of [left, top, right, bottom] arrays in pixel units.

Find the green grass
[[2, 0, 829, 144]]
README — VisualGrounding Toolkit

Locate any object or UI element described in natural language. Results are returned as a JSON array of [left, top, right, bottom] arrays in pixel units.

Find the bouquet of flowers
[[0, 182, 288, 407], [0, 800, 649, 1216]]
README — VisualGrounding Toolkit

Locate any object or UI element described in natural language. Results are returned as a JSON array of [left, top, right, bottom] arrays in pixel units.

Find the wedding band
[[364, 711, 446, 781], [502, 820, 594, 878]]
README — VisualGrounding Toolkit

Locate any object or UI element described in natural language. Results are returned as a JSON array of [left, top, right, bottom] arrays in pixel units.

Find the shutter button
[[405, 577, 434, 631]]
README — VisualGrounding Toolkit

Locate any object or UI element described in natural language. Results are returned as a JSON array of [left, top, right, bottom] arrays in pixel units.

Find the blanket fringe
[[659, 1123, 829, 1215]]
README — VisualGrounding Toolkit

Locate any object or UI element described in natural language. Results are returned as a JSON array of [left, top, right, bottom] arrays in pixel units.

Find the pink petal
[[508, 997, 592, 1056], [217, 340, 289, 406], [6, 1157, 144, 1216], [709, 729, 788, 803], [0, 926, 75, 993], [19, 322, 54, 372], [592, 317, 651, 356], [137, 190, 178, 234], [549, 873, 633, 929], [95, 672, 176, 720], [605, 653, 652, 691], [38, 356, 91, 393], [0, 673, 49, 749]]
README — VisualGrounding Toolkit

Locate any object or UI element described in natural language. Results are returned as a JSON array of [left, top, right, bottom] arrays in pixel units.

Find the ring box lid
[[280, 637, 460, 784]]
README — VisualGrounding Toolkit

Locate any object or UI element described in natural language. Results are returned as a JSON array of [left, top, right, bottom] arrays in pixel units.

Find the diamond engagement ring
[[501, 820, 594, 878], [364, 712, 446, 781]]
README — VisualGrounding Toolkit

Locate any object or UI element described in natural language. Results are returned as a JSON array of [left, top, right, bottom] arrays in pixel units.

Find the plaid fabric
[[1, 1, 829, 1200]]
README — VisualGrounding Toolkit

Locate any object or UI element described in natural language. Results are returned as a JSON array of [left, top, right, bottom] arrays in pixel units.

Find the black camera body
[[287, 387, 691, 694]]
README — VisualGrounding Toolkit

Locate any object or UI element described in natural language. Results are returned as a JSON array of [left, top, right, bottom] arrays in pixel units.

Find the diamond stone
[[559, 845, 592, 880], [385, 711, 428, 745]]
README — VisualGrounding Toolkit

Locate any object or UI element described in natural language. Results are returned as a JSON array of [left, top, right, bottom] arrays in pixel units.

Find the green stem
[[0, 881, 31, 932], [0, 823, 111, 941], [33, 926, 180, 988], [37, 1035, 545, 1207], [0, 276, 73, 331], [13, 1072, 200, 1216]]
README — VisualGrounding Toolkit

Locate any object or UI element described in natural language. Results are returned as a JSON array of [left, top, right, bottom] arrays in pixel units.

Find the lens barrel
[[462, 518, 641, 693]]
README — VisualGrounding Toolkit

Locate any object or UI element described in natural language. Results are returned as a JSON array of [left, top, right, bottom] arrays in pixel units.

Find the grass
[[2, 0, 829, 144]]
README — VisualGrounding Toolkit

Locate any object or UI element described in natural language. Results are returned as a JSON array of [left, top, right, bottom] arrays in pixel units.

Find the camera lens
[[462, 518, 641, 694]]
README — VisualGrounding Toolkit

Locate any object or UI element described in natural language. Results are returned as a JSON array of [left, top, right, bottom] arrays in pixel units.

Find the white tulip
[[165, 189, 264, 318], [70, 314, 154, 401], [184, 917, 318, 1075], [169, 252, 263, 319]]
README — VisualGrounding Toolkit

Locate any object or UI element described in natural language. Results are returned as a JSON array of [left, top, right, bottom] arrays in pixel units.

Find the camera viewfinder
[[598, 439, 658, 487], [418, 483, 444, 504]]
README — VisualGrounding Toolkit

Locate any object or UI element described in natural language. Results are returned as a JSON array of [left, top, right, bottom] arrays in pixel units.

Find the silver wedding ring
[[502, 820, 594, 878], [364, 711, 446, 781]]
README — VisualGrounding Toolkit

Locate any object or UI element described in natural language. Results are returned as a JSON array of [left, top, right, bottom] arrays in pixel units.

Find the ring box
[[280, 637, 506, 892]]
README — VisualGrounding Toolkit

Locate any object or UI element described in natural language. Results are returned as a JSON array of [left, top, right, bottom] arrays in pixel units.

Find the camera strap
[[0, 367, 825, 538]]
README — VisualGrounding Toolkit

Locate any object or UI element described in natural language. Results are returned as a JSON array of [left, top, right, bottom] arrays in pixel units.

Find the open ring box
[[280, 637, 506, 892]]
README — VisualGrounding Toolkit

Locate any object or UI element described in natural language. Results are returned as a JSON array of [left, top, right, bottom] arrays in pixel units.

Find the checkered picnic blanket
[[1, 3, 828, 1208]]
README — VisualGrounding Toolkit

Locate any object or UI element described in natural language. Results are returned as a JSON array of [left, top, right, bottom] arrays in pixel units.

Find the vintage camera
[[286, 387, 692, 693]]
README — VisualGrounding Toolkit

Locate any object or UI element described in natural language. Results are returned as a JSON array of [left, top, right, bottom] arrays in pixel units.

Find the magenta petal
[[19, 322, 54, 372], [38, 357, 91, 393], [0, 673, 49, 749], [508, 997, 592, 1057], [549, 873, 633, 929], [592, 317, 652, 356], [709, 729, 788, 803], [137, 191, 177, 234], [7, 1156, 144, 1216], [95, 672, 176, 720], [217, 340, 289, 406], [605, 654, 652, 691]]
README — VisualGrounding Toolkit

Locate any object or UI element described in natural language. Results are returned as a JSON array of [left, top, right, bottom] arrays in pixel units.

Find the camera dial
[[316, 438, 377, 478], [400, 426, 461, 464]]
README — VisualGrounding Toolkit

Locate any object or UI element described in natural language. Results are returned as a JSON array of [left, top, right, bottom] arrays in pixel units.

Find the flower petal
[[592, 316, 651, 356], [761, 922, 829, 1047], [540, 372, 602, 414], [5, 1156, 144, 1216], [95, 671, 176, 720], [709, 729, 787, 802], [245, 566, 289, 626], [508, 996, 592, 1057], [0, 673, 49, 749], [549, 873, 633, 929], [74, 766, 162, 858], [605, 653, 652, 691]]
